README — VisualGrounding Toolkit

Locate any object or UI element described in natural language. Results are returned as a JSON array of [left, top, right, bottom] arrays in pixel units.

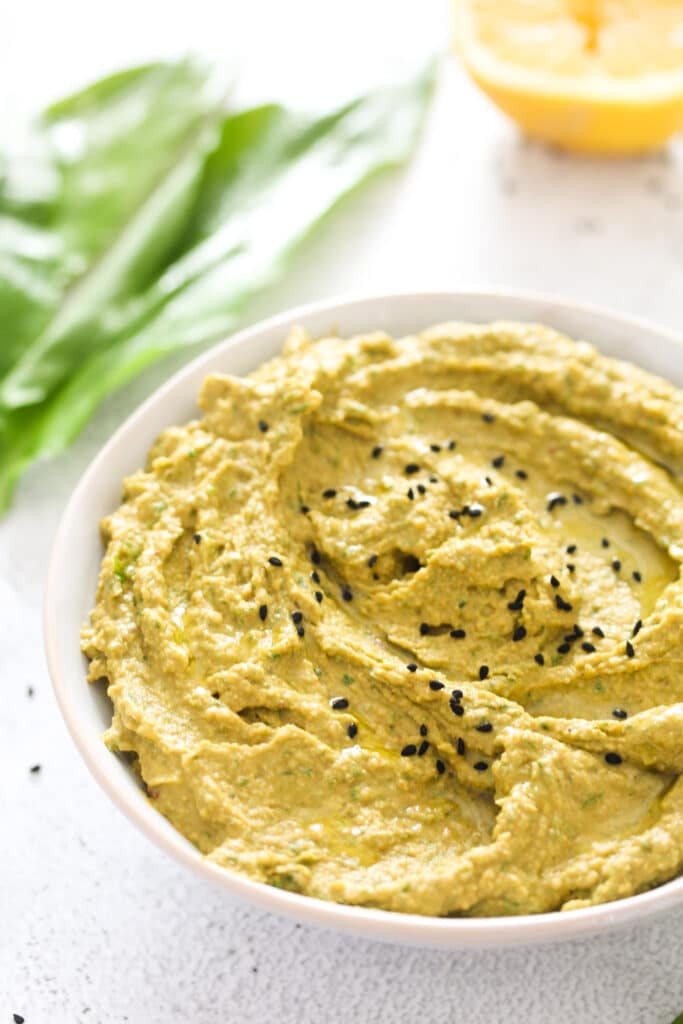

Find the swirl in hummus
[[82, 321, 683, 916]]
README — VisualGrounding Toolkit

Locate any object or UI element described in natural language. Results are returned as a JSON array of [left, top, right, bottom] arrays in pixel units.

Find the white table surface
[[4, 3, 683, 1022]]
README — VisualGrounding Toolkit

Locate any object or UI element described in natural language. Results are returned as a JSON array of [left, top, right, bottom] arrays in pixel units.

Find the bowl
[[44, 289, 683, 948]]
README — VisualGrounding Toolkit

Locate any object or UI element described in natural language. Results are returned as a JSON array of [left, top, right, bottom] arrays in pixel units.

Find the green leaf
[[0, 56, 436, 509], [670, 1014, 683, 1024]]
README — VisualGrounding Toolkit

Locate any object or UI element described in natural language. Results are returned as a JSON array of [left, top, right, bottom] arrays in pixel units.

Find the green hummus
[[82, 321, 683, 916]]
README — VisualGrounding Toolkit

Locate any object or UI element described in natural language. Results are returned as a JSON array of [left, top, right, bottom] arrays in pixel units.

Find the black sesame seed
[[449, 509, 461, 520], [512, 625, 527, 642], [315, 591, 323, 603], [516, 469, 528, 480], [467, 503, 484, 518], [485, 476, 493, 486], [311, 570, 321, 583], [259, 604, 268, 621], [310, 547, 321, 564], [566, 544, 577, 554], [478, 665, 489, 680], [417, 484, 427, 495], [436, 759, 446, 774], [492, 455, 505, 468], [13, 1015, 25, 1024], [420, 724, 428, 737], [550, 575, 560, 588], [566, 563, 576, 573], [451, 689, 463, 699], [407, 488, 414, 500], [555, 595, 573, 612], [448, 440, 457, 450], [429, 680, 444, 691], [572, 493, 583, 504], [626, 640, 635, 658], [300, 505, 310, 515], [564, 633, 578, 643], [29, 764, 41, 774], [450, 628, 466, 639], [407, 663, 418, 672], [346, 498, 359, 509], [348, 722, 358, 739], [633, 570, 642, 582], [401, 744, 417, 756], [331, 697, 349, 710], [476, 722, 493, 733], [601, 537, 610, 548], [534, 653, 545, 666], [258, 419, 269, 432], [547, 493, 568, 511], [592, 626, 605, 638], [367, 554, 378, 568], [371, 445, 384, 458], [268, 556, 283, 567], [430, 475, 438, 483], [418, 740, 429, 756], [457, 738, 466, 756], [341, 586, 353, 602], [482, 412, 495, 423], [296, 625, 305, 637], [581, 642, 596, 653], [430, 443, 442, 452], [473, 761, 488, 771], [612, 708, 628, 720], [612, 559, 622, 571], [632, 619, 643, 637], [27, 687, 34, 698], [322, 488, 337, 499], [193, 533, 201, 544], [450, 700, 465, 716], [572, 624, 584, 637], [292, 611, 303, 624], [405, 463, 420, 475], [605, 752, 622, 765], [419, 622, 430, 636], [557, 643, 571, 654]]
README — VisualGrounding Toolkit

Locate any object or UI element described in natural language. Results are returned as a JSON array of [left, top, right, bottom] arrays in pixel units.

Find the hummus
[[82, 321, 683, 916]]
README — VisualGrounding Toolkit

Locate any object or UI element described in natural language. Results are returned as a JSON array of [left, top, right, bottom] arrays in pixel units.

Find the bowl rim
[[44, 287, 683, 949]]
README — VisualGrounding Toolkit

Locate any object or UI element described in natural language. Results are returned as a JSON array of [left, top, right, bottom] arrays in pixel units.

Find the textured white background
[[4, 2, 683, 1022]]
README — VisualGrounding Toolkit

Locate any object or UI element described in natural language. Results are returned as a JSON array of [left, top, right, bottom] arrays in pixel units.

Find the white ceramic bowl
[[44, 290, 683, 948]]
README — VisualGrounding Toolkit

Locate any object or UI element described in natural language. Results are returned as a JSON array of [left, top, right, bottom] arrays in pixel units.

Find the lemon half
[[456, 0, 683, 154]]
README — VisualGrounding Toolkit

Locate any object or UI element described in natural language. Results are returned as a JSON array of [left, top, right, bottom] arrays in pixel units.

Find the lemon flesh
[[457, 0, 683, 154]]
